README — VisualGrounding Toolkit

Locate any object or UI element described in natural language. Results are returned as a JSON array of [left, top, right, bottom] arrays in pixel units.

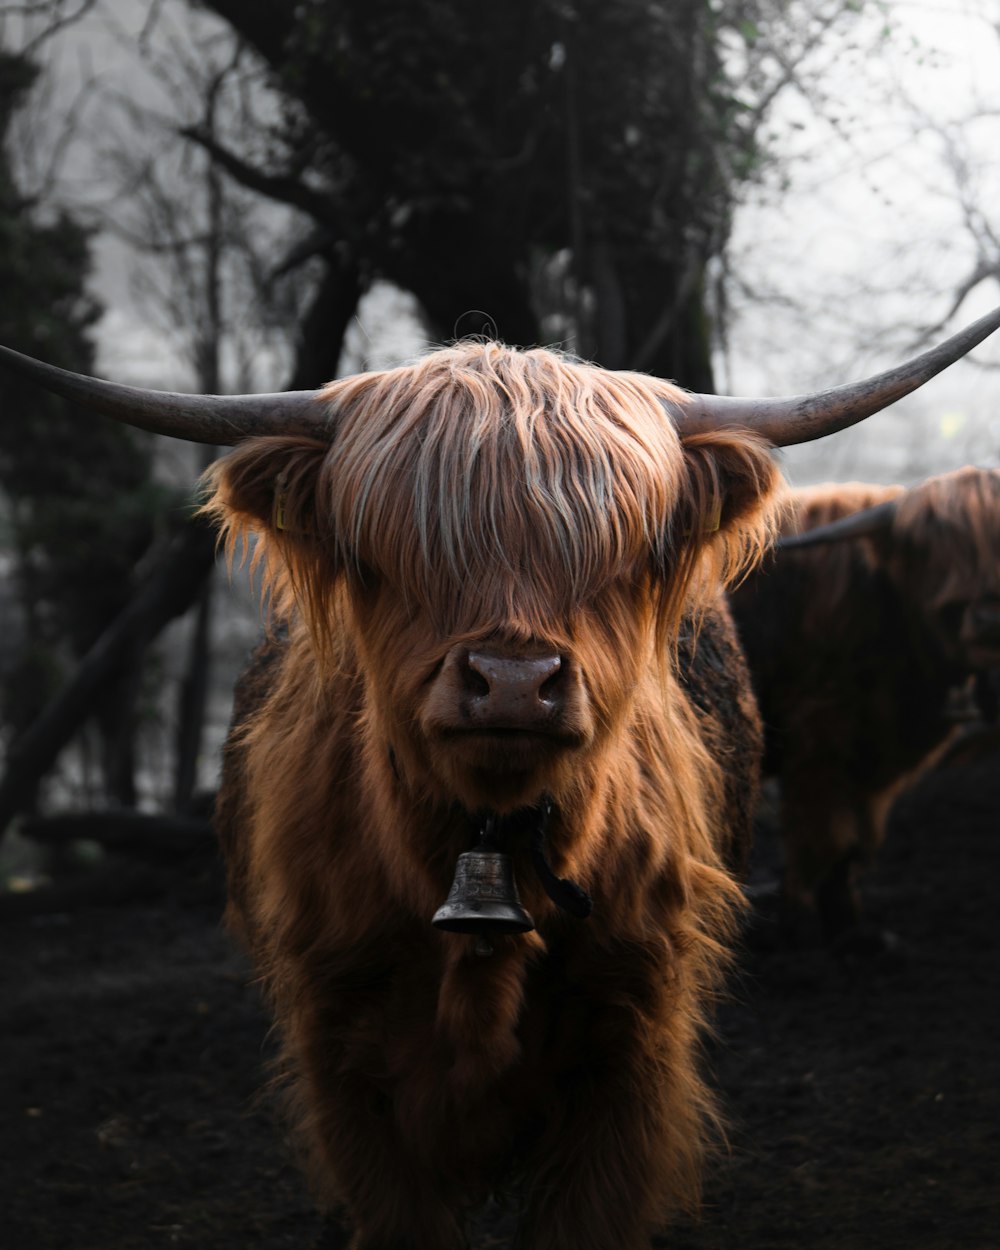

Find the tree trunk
[[0, 520, 218, 840], [173, 580, 214, 814], [21, 809, 214, 861], [287, 256, 364, 387]]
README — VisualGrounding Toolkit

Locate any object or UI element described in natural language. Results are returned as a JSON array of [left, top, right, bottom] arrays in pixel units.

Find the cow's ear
[[678, 428, 781, 539], [202, 437, 343, 648], [201, 436, 330, 541]]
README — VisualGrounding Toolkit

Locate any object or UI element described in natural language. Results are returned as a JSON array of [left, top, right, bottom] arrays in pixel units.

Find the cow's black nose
[[464, 651, 565, 725]]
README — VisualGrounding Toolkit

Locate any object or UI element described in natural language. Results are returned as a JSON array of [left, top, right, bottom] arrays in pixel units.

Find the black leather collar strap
[[499, 797, 593, 920]]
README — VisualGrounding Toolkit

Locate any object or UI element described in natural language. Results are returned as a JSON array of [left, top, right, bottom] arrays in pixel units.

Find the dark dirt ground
[[3, 736, 999, 1250]]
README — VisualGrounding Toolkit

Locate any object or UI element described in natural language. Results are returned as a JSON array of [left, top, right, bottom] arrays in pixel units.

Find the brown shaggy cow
[[1, 307, 997, 1248], [205, 346, 779, 1248], [730, 466, 1000, 942]]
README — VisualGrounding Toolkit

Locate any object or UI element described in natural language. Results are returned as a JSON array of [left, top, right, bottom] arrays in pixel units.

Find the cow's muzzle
[[461, 649, 566, 729], [424, 643, 588, 746]]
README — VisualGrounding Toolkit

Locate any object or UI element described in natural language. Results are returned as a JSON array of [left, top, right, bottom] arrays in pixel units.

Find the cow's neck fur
[[322, 639, 744, 1083]]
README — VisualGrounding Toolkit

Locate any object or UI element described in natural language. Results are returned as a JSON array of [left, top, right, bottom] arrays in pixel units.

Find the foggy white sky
[[723, 0, 1000, 481], [5, 0, 999, 486]]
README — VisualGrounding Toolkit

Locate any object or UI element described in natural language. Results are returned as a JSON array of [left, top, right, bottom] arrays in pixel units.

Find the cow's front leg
[[780, 773, 864, 944], [287, 1017, 469, 1250], [781, 770, 905, 943], [304, 1075, 469, 1250], [514, 947, 713, 1250]]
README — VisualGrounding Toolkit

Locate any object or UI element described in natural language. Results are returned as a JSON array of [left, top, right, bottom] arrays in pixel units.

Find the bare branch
[[137, 0, 168, 52], [10, 0, 99, 58], [178, 125, 335, 223]]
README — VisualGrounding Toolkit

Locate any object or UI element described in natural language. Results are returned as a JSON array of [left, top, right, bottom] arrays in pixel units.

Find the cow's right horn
[[673, 304, 1000, 447], [0, 344, 332, 445], [778, 500, 899, 549]]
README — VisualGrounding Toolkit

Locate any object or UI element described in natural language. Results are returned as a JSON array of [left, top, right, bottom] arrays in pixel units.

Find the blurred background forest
[[0, 0, 997, 886]]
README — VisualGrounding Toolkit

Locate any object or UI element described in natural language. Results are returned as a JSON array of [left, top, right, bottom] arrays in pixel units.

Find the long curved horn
[[0, 344, 331, 445], [673, 305, 1000, 446], [777, 499, 899, 549]]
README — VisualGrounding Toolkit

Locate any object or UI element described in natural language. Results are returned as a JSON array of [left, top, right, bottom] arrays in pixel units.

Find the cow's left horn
[[672, 304, 1000, 447], [777, 499, 899, 550], [0, 344, 331, 445]]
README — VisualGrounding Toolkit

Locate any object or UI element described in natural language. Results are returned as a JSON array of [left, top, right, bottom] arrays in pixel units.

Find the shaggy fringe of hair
[[203, 341, 781, 662]]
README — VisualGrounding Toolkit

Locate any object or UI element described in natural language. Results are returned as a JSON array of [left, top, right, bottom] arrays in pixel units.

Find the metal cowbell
[[432, 846, 535, 936]]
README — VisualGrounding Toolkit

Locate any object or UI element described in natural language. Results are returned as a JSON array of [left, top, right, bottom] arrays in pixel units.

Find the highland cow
[[1, 308, 998, 1248], [731, 466, 1000, 942]]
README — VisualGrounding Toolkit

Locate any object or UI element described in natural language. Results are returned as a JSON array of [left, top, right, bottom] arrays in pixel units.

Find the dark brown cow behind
[[731, 466, 1000, 941], [1, 307, 998, 1249]]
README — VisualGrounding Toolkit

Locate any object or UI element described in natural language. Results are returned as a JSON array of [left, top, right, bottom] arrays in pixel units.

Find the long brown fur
[[731, 466, 1000, 940], [207, 342, 782, 1249]]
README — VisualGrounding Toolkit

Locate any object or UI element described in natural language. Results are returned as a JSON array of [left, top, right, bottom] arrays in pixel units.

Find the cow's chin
[[431, 730, 581, 812]]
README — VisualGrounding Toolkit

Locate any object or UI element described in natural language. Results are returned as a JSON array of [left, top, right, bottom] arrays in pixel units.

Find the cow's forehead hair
[[896, 467, 1000, 599], [316, 341, 693, 615]]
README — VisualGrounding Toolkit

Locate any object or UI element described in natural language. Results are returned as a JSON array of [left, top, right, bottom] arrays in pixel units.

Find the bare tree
[[95, 21, 317, 811], [0, 0, 99, 58]]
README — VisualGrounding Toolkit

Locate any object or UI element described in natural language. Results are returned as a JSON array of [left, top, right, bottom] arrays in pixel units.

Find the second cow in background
[[731, 466, 1000, 942]]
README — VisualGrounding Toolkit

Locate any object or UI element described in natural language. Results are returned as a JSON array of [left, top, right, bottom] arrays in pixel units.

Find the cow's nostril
[[464, 662, 492, 698], [538, 663, 564, 704]]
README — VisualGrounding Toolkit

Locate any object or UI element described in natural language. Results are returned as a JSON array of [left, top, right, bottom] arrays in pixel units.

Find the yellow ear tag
[[684, 496, 723, 538], [273, 477, 313, 535]]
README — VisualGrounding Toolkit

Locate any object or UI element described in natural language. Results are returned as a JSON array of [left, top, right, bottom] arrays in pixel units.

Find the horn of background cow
[[671, 304, 1000, 447], [0, 344, 332, 445], [777, 499, 899, 550]]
